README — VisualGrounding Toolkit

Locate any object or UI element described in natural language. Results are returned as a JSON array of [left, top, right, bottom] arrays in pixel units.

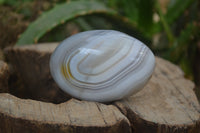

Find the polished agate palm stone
[[50, 30, 155, 102]]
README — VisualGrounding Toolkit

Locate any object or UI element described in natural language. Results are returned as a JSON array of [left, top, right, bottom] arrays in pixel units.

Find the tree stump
[[4, 43, 71, 103], [0, 94, 131, 133], [1, 43, 200, 133], [115, 57, 200, 133], [0, 61, 9, 93]]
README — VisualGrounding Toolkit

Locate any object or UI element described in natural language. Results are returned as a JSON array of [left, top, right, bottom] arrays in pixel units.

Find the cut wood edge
[[114, 57, 200, 133], [4, 43, 71, 103], [3, 43, 200, 133], [5, 42, 59, 53], [115, 103, 200, 133], [0, 93, 131, 133]]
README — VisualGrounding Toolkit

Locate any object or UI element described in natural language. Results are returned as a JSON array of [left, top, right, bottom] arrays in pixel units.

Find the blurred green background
[[0, 0, 200, 100]]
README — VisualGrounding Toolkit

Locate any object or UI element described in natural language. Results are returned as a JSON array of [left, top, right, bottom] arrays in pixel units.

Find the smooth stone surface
[[50, 30, 155, 102]]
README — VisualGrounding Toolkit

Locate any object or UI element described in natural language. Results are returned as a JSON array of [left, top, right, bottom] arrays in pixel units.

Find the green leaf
[[0, 0, 5, 5], [166, 0, 195, 24], [75, 18, 94, 31], [108, 0, 155, 38], [150, 0, 196, 36], [108, 0, 139, 24], [155, 1, 174, 45], [17, 1, 116, 45], [137, 0, 154, 32], [177, 23, 195, 44]]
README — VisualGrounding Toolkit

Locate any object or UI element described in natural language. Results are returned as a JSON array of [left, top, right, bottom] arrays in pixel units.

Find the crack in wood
[[96, 103, 107, 125]]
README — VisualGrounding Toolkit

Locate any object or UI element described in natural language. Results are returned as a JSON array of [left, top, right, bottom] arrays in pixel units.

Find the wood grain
[[4, 43, 71, 103], [2, 43, 200, 133], [0, 93, 131, 133], [115, 57, 200, 133]]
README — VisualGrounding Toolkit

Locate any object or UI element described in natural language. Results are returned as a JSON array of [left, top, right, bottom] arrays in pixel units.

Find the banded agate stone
[[50, 30, 155, 102]]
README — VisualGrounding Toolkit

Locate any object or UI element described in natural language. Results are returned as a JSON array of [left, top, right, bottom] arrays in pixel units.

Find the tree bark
[[0, 60, 9, 93], [2, 43, 200, 133]]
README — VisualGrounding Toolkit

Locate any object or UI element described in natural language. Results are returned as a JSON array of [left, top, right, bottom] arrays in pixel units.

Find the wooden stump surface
[[0, 94, 131, 133], [0, 43, 200, 133], [115, 57, 200, 133], [4, 43, 70, 103]]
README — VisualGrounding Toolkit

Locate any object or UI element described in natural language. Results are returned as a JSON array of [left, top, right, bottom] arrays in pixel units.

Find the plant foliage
[[16, 1, 116, 45], [16, 0, 199, 80]]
